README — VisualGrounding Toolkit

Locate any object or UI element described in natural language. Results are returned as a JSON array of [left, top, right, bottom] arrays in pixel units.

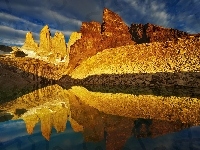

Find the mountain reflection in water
[[0, 84, 200, 150]]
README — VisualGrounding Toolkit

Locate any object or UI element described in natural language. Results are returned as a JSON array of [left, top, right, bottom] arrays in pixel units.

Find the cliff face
[[67, 8, 135, 73], [129, 23, 189, 44], [66, 32, 82, 65], [22, 32, 38, 50]]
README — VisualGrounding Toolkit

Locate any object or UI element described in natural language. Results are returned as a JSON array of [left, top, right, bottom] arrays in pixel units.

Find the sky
[[0, 0, 199, 46]]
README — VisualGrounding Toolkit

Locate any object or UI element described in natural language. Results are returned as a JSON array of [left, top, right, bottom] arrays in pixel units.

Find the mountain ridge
[[0, 8, 200, 85]]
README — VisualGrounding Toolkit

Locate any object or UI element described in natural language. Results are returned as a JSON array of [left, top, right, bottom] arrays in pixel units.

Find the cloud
[[105, 0, 200, 33], [0, 25, 39, 46], [0, 0, 199, 46], [0, 12, 42, 32], [118, 0, 171, 27]]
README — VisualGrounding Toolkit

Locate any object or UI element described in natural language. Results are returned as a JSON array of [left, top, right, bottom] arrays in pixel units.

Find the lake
[[0, 84, 200, 150]]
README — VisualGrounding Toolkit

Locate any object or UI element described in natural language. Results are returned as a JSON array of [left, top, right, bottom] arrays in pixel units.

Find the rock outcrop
[[51, 32, 67, 60], [38, 25, 51, 55], [21, 32, 38, 50], [67, 8, 135, 73], [10, 47, 27, 57], [129, 23, 189, 44]]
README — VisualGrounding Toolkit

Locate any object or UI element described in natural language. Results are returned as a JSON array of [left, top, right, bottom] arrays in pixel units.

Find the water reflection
[[0, 84, 200, 149]]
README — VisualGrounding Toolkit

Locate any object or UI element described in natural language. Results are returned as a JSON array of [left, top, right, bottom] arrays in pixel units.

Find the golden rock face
[[67, 32, 82, 52], [39, 25, 51, 54], [21, 32, 38, 50], [66, 32, 82, 65]]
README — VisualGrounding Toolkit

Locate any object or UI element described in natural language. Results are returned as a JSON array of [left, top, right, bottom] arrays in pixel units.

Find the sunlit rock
[[21, 32, 38, 50], [67, 8, 135, 73], [39, 25, 51, 55], [51, 32, 67, 60]]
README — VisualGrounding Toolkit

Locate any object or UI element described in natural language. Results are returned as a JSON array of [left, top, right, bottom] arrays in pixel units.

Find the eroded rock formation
[[51, 32, 67, 60], [129, 23, 189, 44], [38, 25, 67, 61], [22, 25, 67, 62], [39, 25, 51, 54], [67, 8, 135, 73], [22, 32, 38, 50], [0, 45, 13, 52]]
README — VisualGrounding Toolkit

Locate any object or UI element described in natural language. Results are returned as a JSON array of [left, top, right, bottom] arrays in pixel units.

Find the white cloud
[[49, 11, 82, 27], [123, 0, 170, 27], [0, 25, 39, 46], [0, 12, 43, 31]]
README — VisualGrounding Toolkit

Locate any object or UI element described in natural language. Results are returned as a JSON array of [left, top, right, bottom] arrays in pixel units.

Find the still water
[[0, 84, 200, 150]]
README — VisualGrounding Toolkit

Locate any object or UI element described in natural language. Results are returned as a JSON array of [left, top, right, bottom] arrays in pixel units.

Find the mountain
[[21, 25, 67, 62], [66, 8, 135, 73], [66, 8, 200, 74], [1, 8, 200, 85]]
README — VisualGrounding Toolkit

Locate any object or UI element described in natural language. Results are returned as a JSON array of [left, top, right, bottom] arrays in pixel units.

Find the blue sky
[[0, 0, 199, 46]]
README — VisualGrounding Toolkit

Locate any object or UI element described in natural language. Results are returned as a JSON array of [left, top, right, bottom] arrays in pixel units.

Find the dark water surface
[[0, 84, 200, 150]]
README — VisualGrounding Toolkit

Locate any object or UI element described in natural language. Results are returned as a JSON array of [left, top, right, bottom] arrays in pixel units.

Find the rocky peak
[[39, 25, 51, 53], [67, 32, 82, 52], [102, 8, 129, 33], [22, 25, 67, 62], [22, 32, 38, 50], [67, 8, 135, 73], [51, 31, 67, 59]]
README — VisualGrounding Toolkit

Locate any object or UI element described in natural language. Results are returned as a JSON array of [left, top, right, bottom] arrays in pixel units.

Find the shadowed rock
[[129, 23, 189, 44]]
